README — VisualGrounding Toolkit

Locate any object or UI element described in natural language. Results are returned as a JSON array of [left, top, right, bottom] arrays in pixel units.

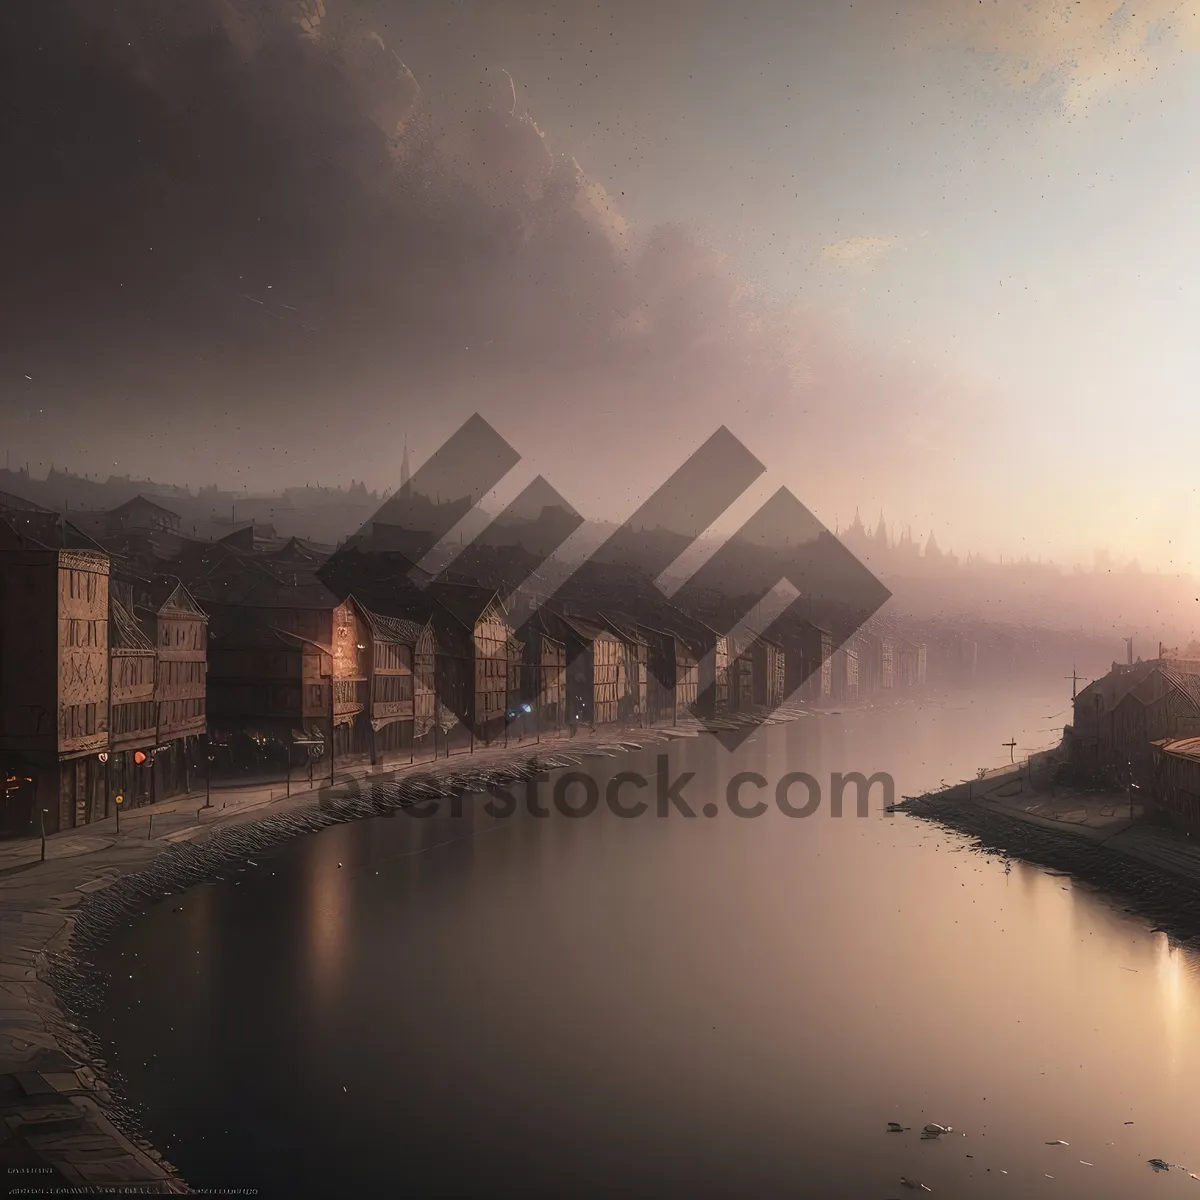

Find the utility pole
[[1003, 738, 1017, 764], [1065, 666, 1086, 699], [1127, 759, 1139, 821]]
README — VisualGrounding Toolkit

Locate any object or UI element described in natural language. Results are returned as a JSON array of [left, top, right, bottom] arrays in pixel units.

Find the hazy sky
[[3, 0, 1199, 569]]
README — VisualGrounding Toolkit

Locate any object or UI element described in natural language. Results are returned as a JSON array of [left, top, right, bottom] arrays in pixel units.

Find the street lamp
[[1128, 760, 1140, 821]]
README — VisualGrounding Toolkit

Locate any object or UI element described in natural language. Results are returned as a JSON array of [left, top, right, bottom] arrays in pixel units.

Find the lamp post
[[39, 807, 48, 862], [326, 670, 336, 787]]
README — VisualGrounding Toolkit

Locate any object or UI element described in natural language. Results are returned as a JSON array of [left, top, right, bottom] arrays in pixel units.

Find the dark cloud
[[1, 0, 970, 515]]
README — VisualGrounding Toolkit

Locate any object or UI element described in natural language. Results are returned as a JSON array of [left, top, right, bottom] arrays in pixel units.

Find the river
[[84, 689, 1200, 1197]]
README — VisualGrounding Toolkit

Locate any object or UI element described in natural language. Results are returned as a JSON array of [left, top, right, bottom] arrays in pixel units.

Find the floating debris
[[1046, 1139, 1069, 1145], [1149, 1159, 1187, 1172], [887, 1121, 910, 1132], [900, 1178, 932, 1192]]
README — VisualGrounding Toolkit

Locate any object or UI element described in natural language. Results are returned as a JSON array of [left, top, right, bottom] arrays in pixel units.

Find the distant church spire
[[400, 436, 411, 489]]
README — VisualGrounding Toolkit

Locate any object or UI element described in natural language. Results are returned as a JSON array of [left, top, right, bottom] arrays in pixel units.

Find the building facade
[[1, 516, 111, 836]]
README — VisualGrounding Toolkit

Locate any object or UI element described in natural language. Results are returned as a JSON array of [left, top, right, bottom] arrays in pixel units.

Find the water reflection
[[85, 688, 1200, 1200], [1155, 934, 1186, 1079], [303, 838, 349, 1010]]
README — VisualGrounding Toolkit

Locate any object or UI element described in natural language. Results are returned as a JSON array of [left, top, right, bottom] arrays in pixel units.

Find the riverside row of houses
[[0, 501, 208, 838], [1066, 656, 1200, 832], [1, 493, 928, 839]]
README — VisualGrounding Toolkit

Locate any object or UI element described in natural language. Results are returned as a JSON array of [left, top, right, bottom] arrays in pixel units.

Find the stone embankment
[[897, 753, 1200, 951]]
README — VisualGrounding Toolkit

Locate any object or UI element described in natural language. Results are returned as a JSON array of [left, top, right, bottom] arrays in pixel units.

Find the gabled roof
[[650, 605, 723, 656], [1157, 666, 1200, 712], [109, 494, 181, 520], [0, 489, 54, 514], [1095, 661, 1200, 713], [137, 575, 207, 619], [364, 609, 431, 646], [630, 618, 696, 659], [557, 612, 621, 644], [1155, 736, 1200, 762], [218, 523, 280, 551], [521, 606, 571, 647], [426, 581, 506, 631], [178, 541, 341, 610], [595, 612, 649, 646]]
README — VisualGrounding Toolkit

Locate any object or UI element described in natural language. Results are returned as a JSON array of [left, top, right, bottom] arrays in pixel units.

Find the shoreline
[[2, 705, 813, 1192], [896, 766, 1200, 950], [0, 690, 1060, 1192]]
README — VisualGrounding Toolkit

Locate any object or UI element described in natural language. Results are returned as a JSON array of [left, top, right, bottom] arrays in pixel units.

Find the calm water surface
[[89, 691, 1200, 1198]]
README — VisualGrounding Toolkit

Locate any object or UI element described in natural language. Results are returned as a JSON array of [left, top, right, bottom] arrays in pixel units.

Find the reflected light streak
[[305, 848, 349, 1008], [1155, 933, 1186, 1079]]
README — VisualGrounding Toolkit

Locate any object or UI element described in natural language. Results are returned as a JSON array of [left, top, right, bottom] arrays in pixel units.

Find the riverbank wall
[[896, 743, 1200, 953]]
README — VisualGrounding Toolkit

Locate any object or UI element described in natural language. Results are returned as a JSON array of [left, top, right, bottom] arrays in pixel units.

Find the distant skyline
[[0, 458, 1179, 577], [4, 1, 1199, 572]]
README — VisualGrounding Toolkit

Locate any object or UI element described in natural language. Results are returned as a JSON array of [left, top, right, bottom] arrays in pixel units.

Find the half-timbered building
[[363, 610, 436, 761], [779, 620, 833, 704], [553, 613, 628, 728], [750, 636, 786, 709], [107, 594, 157, 809], [831, 642, 860, 704], [516, 608, 568, 733], [1150, 736, 1200, 832], [0, 514, 110, 835], [137, 577, 208, 798]]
